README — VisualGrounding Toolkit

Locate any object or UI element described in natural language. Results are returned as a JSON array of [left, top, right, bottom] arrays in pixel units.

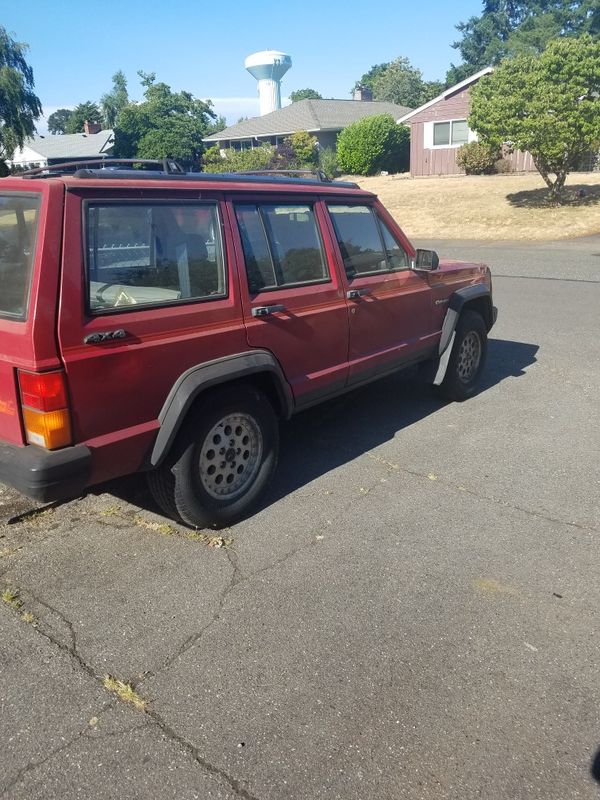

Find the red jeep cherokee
[[0, 162, 496, 527]]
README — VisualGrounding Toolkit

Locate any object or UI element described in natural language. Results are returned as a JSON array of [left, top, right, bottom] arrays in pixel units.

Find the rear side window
[[327, 204, 408, 277], [235, 204, 328, 293], [0, 194, 40, 319], [86, 203, 225, 312]]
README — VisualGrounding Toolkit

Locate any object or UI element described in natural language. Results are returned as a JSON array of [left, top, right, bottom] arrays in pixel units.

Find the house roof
[[14, 129, 114, 160], [204, 99, 412, 143], [396, 67, 494, 124]]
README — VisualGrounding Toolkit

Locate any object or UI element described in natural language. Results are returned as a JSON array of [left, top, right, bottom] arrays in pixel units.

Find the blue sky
[[3, 0, 483, 132]]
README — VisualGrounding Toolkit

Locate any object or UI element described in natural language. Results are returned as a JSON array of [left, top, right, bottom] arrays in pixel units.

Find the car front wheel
[[439, 310, 488, 401]]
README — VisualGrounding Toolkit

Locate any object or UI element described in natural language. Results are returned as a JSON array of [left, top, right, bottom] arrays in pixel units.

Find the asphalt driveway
[[1, 236, 599, 800]]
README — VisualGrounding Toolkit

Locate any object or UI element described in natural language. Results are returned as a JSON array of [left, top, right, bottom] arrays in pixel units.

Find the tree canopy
[[113, 72, 215, 168], [469, 35, 600, 200], [0, 26, 42, 163], [100, 70, 129, 128], [64, 101, 102, 133], [353, 58, 444, 108], [289, 88, 323, 102], [448, 0, 600, 84], [47, 108, 73, 134]]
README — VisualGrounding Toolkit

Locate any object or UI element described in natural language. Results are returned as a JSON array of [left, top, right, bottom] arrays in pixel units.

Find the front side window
[[86, 203, 225, 312], [0, 194, 40, 319], [327, 204, 408, 278], [433, 119, 469, 147], [235, 204, 328, 293]]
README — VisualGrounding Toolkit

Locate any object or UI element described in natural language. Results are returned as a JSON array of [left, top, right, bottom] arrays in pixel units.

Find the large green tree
[[64, 101, 102, 133], [0, 26, 42, 163], [353, 59, 444, 107], [113, 72, 215, 169], [289, 88, 322, 102], [47, 108, 73, 134], [448, 0, 600, 84], [100, 70, 129, 128], [469, 35, 600, 200]]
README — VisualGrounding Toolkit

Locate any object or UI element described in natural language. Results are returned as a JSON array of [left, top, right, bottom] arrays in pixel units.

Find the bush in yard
[[202, 145, 275, 173], [456, 141, 501, 174], [287, 131, 318, 166], [318, 147, 339, 180], [336, 114, 409, 175]]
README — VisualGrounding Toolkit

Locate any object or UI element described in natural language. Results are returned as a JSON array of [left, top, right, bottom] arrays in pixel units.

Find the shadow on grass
[[102, 338, 539, 523], [506, 183, 600, 209]]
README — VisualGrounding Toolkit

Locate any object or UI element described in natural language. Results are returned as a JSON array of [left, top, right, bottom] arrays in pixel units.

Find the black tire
[[146, 467, 182, 522], [439, 310, 487, 402], [148, 385, 279, 529]]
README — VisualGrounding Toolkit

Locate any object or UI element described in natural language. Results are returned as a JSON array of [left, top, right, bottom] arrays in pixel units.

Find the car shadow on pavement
[[592, 748, 600, 782], [102, 338, 538, 520]]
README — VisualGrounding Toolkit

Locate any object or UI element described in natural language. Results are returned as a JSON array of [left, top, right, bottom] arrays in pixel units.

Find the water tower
[[245, 50, 292, 116]]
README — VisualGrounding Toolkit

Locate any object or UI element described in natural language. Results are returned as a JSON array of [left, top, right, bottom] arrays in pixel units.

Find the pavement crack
[[0, 703, 116, 797], [145, 707, 262, 800], [27, 591, 79, 657]]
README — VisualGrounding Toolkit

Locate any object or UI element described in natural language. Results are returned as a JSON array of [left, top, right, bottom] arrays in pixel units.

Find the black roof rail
[[236, 169, 332, 183], [21, 158, 186, 178]]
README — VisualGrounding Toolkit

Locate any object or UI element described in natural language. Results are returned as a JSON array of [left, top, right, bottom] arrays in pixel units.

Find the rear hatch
[[0, 179, 64, 445]]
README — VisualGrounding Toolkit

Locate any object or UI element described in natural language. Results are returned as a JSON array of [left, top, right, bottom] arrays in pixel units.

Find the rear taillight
[[18, 370, 73, 450]]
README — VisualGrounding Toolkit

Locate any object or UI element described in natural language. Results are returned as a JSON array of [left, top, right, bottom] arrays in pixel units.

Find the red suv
[[0, 162, 496, 527]]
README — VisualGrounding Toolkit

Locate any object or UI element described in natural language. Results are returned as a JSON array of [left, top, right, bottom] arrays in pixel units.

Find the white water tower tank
[[245, 50, 292, 116]]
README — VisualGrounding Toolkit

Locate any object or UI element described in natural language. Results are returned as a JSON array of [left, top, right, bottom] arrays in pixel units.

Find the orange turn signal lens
[[22, 407, 72, 450]]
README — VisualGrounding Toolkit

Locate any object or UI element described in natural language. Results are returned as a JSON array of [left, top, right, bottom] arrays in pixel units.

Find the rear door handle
[[347, 288, 370, 300], [251, 304, 286, 317]]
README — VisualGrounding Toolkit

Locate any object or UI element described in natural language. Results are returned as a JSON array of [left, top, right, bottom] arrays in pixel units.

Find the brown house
[[397, 68, 535, 177]]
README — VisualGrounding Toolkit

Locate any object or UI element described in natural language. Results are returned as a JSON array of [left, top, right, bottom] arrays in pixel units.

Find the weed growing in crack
[[21, 611, 36, 624], [134, 516, 174, 536], [103, 676, 146, 710], [2, 587, 22, 609], [185, 531, 233, 548]]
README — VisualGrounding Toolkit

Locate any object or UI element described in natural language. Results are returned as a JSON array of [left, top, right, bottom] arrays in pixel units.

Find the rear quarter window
[[86, 202, 226, 313], [0, 194, 40, 319]]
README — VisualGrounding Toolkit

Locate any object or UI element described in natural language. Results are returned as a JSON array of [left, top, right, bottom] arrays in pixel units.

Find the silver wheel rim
[[457, 331, 482, 383], [199, 413, 263, 500]]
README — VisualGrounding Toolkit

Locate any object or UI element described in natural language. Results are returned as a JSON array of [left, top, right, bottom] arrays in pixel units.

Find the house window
[[433, 119, 469, 147]]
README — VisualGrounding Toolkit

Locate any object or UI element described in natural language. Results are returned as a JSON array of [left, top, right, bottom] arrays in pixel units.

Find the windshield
[[0, 194, 41, 319]]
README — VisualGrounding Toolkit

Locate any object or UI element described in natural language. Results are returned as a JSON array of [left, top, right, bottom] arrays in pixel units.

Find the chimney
[[353, 85, 373, 102], [83, 120, 102, 135]]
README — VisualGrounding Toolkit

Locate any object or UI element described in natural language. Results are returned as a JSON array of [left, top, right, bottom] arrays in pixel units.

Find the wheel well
[[186, 372, 287, 421], [462, 296, 493, 330]]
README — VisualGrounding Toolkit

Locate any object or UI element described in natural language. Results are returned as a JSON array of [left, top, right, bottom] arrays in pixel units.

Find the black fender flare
[[150, 350, 293, 467], [439, 284, 493, 356], [433, 284, 494, 386]]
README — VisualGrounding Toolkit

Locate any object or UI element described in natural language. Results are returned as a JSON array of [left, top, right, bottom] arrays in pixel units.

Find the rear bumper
[[0, 443, 91, 503]]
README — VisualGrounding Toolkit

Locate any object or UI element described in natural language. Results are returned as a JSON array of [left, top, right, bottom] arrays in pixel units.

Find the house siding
[[409, 86, 535, 176]]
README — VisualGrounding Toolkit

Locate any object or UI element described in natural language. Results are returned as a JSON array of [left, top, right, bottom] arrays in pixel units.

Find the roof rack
[[237, 169, 332, 183], [18, 158, 359, 188], [21, 158, 186, 178]]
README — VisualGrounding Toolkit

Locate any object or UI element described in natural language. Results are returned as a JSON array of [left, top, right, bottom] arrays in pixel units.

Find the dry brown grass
[[352, 172, 600, 241]]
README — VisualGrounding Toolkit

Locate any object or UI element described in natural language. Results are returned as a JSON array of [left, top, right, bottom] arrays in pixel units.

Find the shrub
[[456, 141, 502, 175], [287, 131, 318, 166], [203, 145, 275, 173], [336, 114, 409, 176], [494, 157, 512, 174], [318, 147, 339, 180]]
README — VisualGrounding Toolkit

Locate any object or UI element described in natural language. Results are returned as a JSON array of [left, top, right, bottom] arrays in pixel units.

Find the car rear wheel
[[439, 310, 487, 401], [147, 385, 279, 528]]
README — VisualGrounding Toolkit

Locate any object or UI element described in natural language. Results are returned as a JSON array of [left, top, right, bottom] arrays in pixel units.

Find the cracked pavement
[[1, 236, 599, 799]]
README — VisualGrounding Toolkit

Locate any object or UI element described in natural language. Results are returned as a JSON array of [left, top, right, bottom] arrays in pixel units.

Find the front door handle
[[251, 304, 286, 317], [347, 288, 370, 300]]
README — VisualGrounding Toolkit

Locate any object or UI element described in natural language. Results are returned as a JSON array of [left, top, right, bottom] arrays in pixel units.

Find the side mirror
[[414, 248, 439, 271]]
